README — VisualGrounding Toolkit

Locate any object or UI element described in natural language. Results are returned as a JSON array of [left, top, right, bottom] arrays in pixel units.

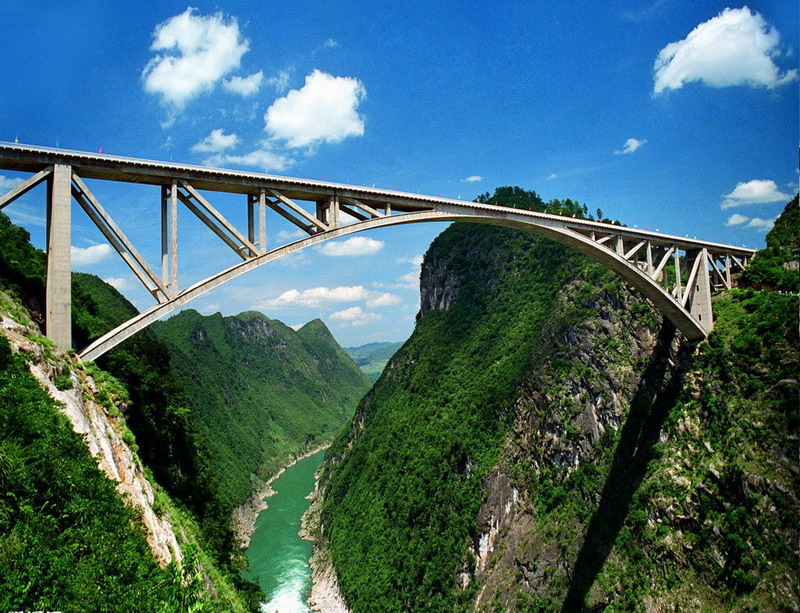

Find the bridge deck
[[0, 142, 757, 258]]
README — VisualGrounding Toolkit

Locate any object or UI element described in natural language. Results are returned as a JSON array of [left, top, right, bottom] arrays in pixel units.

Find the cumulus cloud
[[724, 213, 750, 226], [315, 236, 383, 256], [203, 145, 293, 172], [72, 243, 113, 266], [265, 70, 290, 92], [746, 217, 775, 231], [192, 128, 240, 153], [329, 306, 381, 327], [275, 228, 307, 242], [614, 138, 646, 155], [366, 293, 401, 308], [264, 69, 366, 148], [721, 179, 792, 209], [397, 254, 424, 267], [142, 8, 249, 109], [264, 285, 399, 309], [103, 277, 130, 291], [653, 7, 798, 95], [0, 175, 22, 190], [461, 175, 483, 183], [223, 71, 263, 96]]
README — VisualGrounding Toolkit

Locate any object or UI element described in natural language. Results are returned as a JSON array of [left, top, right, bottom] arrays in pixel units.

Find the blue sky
[[0, 1, 797, 346]]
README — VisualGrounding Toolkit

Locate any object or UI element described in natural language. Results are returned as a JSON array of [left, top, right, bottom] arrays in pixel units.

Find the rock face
[[1, 315, 182, 567], [316, 211, 799, 611]]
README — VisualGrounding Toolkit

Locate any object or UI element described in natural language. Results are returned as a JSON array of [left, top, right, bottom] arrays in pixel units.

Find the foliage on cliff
[[321, 188, 610, 611], [319, 189, 799, 612], [740, 193, 799, 292], [0, 334, 194, 612], [0, 212, 262, 611], [153, 310, 371, 508]]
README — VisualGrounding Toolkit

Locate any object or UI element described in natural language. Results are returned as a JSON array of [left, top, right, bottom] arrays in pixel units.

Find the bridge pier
[[45, 164, 72, 350], [687, 249, 713, 332]]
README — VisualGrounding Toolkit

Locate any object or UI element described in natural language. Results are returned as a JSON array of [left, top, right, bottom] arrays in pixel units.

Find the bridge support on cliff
[[0, 143, 755, 359]]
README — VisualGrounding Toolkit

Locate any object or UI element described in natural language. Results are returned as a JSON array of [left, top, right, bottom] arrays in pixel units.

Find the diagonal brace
[[71, 174, 171, 302], [179, 181, 259, 258], [0, 166, 53, 209]]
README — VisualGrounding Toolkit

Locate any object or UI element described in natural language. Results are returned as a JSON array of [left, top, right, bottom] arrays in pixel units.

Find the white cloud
[[461, 175, 482, 183], [399, 272, 419, 288], [315, 236, 383, 256], [142, 8, 250, 109], [223, 71, 263, 96], [204, 145, 293, 172], [268, 285, 373, 308], [614, 138, 646, 155], [654, 7, 798, 95], [275, 228, 307, 242], [746, 217, 775, 231], [366, 292, 401, 308], [192, 128, 240, 153], [201, 303, 220, 313], [264, 285, 399, 309], [397, 255, 424, 267], [72, 243, 113, 266], [725, 213, 750, 226], [329, 306, 381, 327], [266, 70, 290, 92], [0, 175, 22, 190], [103, 277, 129, 291], [721, 179, 792, 209], [264, 69, 366, 149], [323, 38, 339, 49]]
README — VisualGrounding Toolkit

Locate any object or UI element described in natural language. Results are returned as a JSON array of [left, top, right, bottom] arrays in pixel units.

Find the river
[[244, 449, 325, 613]]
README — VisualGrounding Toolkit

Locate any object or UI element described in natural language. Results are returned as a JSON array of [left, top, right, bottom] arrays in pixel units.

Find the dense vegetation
[[740, 194, 799, 292], [153, 311, 371, 508], [0, 212, 262, 611], [0, 334, 194, 612], [321, 188, 604, 611], [319, 188, 798, 611]]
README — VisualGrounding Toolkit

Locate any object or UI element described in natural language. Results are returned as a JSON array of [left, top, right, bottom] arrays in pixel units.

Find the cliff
[[315, 190, 798, 612]]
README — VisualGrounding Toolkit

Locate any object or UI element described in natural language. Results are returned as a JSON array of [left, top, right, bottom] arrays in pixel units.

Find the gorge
[[0, 190, 796, 612]]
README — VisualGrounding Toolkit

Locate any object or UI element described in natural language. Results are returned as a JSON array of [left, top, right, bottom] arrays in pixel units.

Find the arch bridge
[[0, 143, 755, 361]]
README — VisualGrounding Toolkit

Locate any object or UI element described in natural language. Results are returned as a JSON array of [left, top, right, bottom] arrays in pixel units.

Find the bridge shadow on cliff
[[560, 319, 692, 613]]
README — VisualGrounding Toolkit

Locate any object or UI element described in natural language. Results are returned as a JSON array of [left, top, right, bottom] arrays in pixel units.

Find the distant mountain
[[345, 341, 404, 380], [153, 310, 372, 508]]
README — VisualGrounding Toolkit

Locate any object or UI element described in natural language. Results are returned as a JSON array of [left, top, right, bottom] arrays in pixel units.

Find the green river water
[[244, 449, 325, 613]]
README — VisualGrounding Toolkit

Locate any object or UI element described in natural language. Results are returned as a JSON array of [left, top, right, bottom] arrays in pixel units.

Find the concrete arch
[[79, 206, 706, 361]]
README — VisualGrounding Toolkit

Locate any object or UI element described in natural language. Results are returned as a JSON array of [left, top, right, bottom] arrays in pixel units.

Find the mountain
[[153, 310, 372, 510], [345, 341, 404, 380], [314, 189, 799, 612]]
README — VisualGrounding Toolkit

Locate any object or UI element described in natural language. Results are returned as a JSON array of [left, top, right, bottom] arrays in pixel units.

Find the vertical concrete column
[[45, 164, 72, 350], [688, 249, 713, 332], [258, 188, 267, 254], [161, 185, 169, 285], [247, 194, 256, 255], [170, 179, 178, 290], [329, 195, 340, 228]]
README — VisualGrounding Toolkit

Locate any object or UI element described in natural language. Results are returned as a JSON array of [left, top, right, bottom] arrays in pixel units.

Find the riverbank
[[232, 443, 331, 550], [302, 468, 350, 613]]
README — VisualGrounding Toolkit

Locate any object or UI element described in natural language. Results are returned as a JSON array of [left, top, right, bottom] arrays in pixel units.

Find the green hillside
[[345, 341, 404, 380], [153, 310, 372, 508], [319, 189, 799, 611], [0, 211, 260, 611]]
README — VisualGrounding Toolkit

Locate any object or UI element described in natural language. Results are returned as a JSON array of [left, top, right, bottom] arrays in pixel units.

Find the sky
[[0, 1, 797, 347]]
